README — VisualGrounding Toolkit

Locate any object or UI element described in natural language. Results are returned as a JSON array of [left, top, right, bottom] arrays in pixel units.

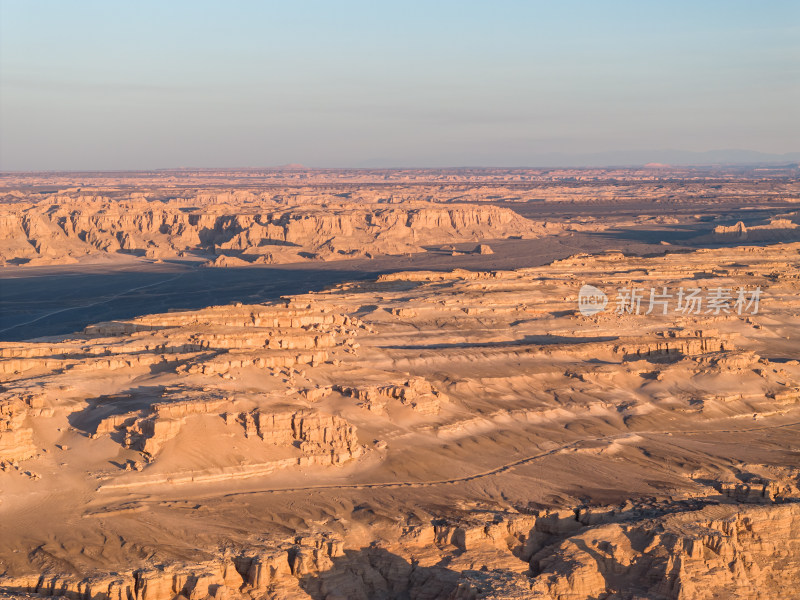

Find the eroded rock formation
[[2, 236, 800, 598], [0, 199, 545, 266]]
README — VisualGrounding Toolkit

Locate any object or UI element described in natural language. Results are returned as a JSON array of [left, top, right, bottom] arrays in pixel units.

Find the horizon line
[[2, 162, 800, 175]]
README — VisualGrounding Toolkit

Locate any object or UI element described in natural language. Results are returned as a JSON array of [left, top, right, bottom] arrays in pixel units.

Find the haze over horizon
[[1, 0, 798, 171]]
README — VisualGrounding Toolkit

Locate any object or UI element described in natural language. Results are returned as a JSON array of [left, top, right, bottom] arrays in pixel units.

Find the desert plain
[[1, 166, 800, 599]]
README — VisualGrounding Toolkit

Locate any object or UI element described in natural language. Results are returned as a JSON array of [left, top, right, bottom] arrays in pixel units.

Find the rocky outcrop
[[0, 198, 545, 266], [4, 502, 800, 600], [526, 503, 800, 600], [336, 377, 447, 415], [0, 303, 358, 381], [714, 220, 749, 240], [117, 398, 233, 456], [0, 397, 38, 463], [95, 397, 363, 466], [3, 559, 249, 600], [697, 217, 800, 244], [235, 409, 363, 465], [613, 330, 736, 360]]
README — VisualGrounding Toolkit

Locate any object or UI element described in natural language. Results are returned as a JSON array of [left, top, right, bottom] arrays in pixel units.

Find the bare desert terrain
[[1, 167, 800, 599]]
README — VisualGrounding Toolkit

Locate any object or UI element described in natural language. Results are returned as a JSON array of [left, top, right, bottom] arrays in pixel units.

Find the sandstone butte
[[0, 198, 552, 267]]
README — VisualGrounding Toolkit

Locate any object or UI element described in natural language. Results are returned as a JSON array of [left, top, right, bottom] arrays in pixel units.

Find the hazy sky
[[1, 0, 798, 170]]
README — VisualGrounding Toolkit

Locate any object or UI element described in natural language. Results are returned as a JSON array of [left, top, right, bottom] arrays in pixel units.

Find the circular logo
[[578, 284, 607, 316]]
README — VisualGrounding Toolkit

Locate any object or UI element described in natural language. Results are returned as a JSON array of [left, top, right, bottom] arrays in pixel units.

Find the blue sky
[[1, 0, 798, 169]]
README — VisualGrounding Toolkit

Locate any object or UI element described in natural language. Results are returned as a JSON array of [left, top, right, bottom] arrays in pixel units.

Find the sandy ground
[[1, 240, 799, 598], [1, 169, 799, 598]]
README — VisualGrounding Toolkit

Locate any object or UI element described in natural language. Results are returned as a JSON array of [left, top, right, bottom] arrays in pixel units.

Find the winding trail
[[215, 418, 800, 498]]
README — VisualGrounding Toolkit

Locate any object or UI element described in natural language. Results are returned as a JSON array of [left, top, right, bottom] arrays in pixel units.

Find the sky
[[1, 0, 798, 170]]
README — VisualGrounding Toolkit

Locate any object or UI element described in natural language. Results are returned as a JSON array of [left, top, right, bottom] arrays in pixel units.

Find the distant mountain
[[568, 149, 800, 167], [355, 149, 800, 169]]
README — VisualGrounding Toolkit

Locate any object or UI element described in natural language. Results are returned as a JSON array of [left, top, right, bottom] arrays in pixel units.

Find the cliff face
[[3, 502, 799, 599], [0, 199, 546, 266], [524, 503, 800, 600]]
